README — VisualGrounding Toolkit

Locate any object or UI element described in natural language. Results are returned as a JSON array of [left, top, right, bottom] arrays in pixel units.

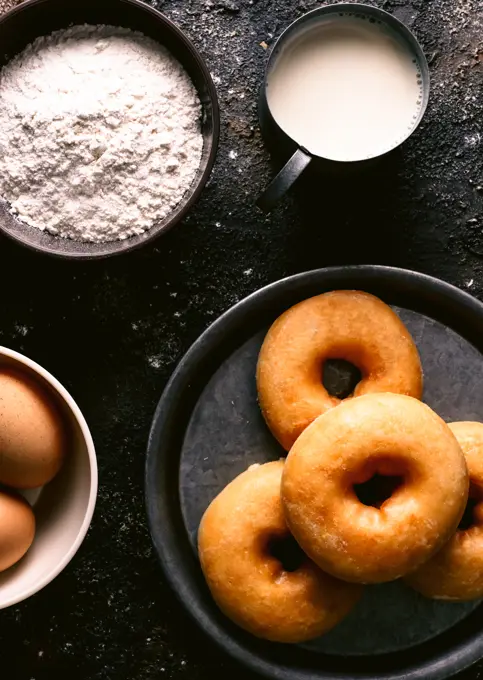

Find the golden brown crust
[[198, 461, 362, 642], [257, 291, 423, 450], [281, 394, 468, 584], [406, 421, 483, 601]]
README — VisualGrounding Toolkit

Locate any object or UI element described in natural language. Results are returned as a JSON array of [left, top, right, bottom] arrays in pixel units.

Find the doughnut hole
[[351, 456, 409, 509], [459, 482, 483, 531], [265, 533, 306, 573], [322, 359, 362, 400]]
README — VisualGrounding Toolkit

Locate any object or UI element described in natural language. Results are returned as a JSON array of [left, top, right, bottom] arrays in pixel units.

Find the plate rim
[[145, 265, 483, 680]]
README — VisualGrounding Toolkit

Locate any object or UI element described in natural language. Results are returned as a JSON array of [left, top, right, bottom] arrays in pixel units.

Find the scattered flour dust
[[0, 25, 203, 242]]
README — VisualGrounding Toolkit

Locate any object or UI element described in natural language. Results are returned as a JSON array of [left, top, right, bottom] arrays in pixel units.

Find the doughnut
[[257, 290, 423, 450], [406, 422, 483, 600], [198, 461, 362, 642], [281, 393, 468, 584]]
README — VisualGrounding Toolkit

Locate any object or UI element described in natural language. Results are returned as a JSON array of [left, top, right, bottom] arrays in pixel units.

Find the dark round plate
[[146, 266, 483, 680]]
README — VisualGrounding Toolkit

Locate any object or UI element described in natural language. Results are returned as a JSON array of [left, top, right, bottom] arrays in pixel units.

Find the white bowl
[[0, 347, 97, 608]]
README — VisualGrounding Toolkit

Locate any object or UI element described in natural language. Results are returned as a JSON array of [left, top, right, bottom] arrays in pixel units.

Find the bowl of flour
[[0, 0, 219, 258]]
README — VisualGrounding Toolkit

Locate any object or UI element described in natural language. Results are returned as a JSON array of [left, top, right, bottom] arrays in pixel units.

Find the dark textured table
[[0, 0, 482, 678]]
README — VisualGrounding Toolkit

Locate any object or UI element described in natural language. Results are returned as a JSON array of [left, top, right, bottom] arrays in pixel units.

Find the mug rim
[[262, 2, 430, 164]]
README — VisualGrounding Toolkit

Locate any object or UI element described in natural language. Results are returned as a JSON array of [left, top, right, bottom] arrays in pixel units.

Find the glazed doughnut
[[198, 461, 362, 642], [282, 393, 468, 584], [257, 290, 423, 450], [406, 422, 483, 600]]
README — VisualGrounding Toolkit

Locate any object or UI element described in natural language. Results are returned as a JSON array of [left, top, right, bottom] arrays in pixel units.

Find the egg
[[0, 368, 66, 488], [0, 489, 35, 572]]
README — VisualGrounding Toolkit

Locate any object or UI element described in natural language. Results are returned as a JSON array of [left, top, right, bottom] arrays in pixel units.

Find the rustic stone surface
[[0, 0, 481, 678]]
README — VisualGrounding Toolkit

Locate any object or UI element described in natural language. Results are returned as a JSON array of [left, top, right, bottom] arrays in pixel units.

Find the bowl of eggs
[[0, 347, 97, 609]]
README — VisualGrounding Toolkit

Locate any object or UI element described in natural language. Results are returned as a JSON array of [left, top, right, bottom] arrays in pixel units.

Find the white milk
[[267, 14, 424, 162]]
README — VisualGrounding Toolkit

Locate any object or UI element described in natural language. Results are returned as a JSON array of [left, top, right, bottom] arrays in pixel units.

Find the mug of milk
[[257, 3, 429, 212]]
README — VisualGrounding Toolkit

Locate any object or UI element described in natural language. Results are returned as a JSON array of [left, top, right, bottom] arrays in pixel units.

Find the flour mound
[[0, 25, 203, 243]]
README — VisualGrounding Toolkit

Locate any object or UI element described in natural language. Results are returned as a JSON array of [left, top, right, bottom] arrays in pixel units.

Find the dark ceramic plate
[[146, 266, 483, 680], [0, 0, 219, 259]]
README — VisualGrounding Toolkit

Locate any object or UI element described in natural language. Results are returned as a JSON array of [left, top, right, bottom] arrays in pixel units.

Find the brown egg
[[0, 368, 66, 488], [0, 489, 35, 572]]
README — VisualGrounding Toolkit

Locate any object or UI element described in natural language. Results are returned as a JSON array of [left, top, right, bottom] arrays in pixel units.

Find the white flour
[[0, 25, 203, 242]]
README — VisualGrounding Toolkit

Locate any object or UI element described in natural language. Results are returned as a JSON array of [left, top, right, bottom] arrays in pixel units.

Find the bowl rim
[[0, 0, 220, 260], [0, 346, 98, 609]]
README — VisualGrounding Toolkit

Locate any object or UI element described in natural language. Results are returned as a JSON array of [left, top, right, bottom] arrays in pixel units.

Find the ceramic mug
[[257, 3, 430, 212]]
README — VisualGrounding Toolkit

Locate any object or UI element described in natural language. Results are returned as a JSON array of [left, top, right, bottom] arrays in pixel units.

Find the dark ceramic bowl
[[0, 0, 220, 259]]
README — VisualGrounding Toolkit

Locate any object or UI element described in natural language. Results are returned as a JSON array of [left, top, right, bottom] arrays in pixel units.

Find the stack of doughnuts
[[198, 290, 483, 644]]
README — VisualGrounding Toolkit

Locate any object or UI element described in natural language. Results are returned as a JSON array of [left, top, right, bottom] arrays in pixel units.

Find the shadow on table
[[276, 149, 411, 269]]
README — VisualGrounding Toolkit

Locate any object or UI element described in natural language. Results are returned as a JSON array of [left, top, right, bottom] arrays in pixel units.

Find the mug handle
[[257, 147, 312, 213]]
